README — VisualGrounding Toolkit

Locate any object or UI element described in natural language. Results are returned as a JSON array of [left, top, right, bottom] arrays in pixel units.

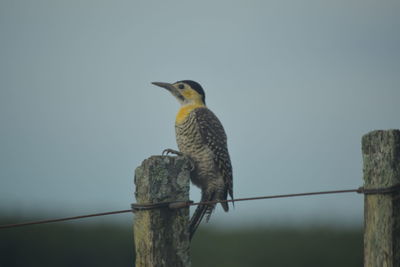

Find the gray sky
[[0, 0, 399, 227]]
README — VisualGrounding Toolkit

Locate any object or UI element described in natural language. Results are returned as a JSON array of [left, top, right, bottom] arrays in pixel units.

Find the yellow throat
[[176, 103, 205, 124]]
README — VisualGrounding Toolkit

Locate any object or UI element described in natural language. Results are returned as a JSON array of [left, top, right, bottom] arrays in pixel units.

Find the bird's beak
[[152, 82, 175, 92], [152, 82, 184, 102]]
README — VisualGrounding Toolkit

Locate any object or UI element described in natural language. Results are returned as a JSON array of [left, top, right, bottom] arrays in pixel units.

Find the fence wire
[[1, 185, 398, 230]]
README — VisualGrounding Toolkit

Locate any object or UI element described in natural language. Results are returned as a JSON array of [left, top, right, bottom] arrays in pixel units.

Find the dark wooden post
[[362, 129, 400, 267], [133, 156, 191, 267]]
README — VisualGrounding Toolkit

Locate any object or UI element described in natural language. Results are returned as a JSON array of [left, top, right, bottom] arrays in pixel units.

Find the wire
[[0, 188, 362, 230], [0, 209, 132, 230], [189, 188, 360, 207]]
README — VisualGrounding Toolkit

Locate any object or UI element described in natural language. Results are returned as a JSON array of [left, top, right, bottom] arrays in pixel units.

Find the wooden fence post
[[133, 156, 191, 267], [362, 129, 400, 267]]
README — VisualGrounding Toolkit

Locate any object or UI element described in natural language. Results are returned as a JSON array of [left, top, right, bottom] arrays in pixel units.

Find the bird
[[152, 80, 233, 240]]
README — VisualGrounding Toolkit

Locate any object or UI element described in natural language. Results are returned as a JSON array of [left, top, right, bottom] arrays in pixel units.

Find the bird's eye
[[178, 84, 185, 89]]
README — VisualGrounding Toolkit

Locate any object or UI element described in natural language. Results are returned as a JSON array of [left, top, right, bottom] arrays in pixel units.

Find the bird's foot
[[162, 149, 195, 171], [162, 148, 183, 156]]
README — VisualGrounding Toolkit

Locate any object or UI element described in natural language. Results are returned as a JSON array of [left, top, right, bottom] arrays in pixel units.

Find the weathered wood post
[[133, 156, 191, 267], [362, 129, 400, 267]]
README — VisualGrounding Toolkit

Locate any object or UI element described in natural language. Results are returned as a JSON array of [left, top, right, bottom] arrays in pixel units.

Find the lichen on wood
[[133, 156, 191, 267], [362, 130, 400, 267]]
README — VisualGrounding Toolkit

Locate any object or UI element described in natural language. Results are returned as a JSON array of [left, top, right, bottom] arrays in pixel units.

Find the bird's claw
[[162, 148, 195, 171], [162, 148, 183, 156]]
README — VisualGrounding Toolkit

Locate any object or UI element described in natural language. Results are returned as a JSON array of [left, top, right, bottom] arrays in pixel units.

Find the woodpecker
[[152, 80, 233, 240]]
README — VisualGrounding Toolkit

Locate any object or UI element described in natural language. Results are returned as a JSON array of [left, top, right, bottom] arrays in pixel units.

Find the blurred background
[[0, 0, 399, 266]]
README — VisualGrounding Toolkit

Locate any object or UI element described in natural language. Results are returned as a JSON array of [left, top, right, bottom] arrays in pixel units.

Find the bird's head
[[152, 80, 206, 106]]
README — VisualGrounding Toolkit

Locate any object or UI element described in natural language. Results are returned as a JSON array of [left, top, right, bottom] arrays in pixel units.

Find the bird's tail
[[189, 191, 215, 240]]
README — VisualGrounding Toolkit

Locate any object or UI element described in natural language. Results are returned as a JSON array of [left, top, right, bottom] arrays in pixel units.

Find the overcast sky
[[1, 0, 399, 227]]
